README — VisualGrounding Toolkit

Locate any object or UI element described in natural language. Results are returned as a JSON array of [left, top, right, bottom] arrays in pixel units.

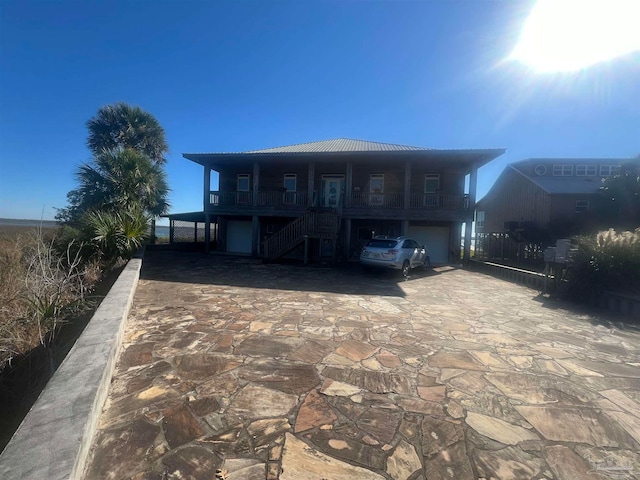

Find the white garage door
[[227, 220, 253, 254], [408, 226, 450, 265]]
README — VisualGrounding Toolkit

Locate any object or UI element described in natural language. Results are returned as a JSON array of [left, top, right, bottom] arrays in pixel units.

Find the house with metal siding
[[476, 158, 626, 243], [180, 138, 504, 264]]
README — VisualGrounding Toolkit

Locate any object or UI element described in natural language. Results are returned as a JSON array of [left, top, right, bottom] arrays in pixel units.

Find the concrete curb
[[0, 253, 143, 479]]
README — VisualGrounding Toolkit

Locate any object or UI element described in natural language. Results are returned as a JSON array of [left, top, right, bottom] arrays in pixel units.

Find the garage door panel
[[408, 226, 450, 264], [227, 221, 253, 253]]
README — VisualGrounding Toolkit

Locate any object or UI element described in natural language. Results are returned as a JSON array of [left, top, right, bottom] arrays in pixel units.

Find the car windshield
[[366, 239, 398, 249]]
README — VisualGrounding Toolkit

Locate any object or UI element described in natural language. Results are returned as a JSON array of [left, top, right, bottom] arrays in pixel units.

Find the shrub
[[565, 228, 640, 300], [81, 207, 149, 265]]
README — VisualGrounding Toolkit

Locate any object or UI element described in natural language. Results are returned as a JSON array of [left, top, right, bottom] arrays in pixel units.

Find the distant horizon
[[0, 217, 59, 224]]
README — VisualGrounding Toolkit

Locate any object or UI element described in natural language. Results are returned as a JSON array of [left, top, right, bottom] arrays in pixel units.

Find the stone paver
[[83, 251, 640, 479]]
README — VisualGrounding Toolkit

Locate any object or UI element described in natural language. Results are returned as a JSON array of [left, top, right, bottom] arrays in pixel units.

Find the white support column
[[463, 161, 479, 265]]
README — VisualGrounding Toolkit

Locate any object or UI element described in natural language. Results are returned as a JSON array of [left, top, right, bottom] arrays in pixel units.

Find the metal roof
[[525, 175, 606, 195], [183, 138, 505, 169], [512, 157, 625, 166], [244, 138, 432, 153], [509, 158, 626, 195], [477, 157, 630, 204]]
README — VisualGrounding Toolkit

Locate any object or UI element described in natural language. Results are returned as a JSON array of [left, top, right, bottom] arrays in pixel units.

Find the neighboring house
[[179, 138, 504, 264], [476, 158, 625, 245]]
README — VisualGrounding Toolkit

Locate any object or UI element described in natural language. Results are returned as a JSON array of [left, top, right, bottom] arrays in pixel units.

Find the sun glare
[[511, 0, 640, 72]]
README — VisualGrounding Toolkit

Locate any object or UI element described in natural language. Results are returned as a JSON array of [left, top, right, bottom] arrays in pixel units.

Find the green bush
[[81, 208, 149, 265], [566, 228, 640, 300]]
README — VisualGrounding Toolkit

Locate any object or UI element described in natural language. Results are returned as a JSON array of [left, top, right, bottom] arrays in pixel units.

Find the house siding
[[549, 195, 592, 221], [216, 161, 467, 201], [477, 168, 551, 233]]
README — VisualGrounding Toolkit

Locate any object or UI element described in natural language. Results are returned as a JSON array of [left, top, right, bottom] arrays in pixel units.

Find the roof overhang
[[183, 148, 506, 171]]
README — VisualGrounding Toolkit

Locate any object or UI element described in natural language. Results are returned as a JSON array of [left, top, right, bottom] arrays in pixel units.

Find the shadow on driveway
[[140, 250, 420, 297]]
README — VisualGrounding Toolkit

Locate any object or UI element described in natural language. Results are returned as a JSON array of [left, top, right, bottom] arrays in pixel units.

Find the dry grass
[[0, 226, 100, 369], [0, 231, 36, 366]]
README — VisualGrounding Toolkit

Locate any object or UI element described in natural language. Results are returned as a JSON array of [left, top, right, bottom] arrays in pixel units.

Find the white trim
[[553, 165, 573, 176], [599, 165, 620, 176], [576, 165, 597, 176]]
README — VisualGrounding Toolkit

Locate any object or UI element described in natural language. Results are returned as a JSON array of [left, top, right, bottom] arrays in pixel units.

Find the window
[[237, 174, 250, 191], [237, 174, 251, 204], [534, 164, 547, 176], [476, 211, 485, 228], [576, 200, 589, 213], [284, 174, 296, 191], [402, 239, 419, 249], [424, 174, 440, 207], [283, 174, 297, 204], [576, 165, 597, 176], [366, 239, 397, 249], [553, 165, 573, 176], [370, 174, 384, 205], [600, 165, 621, 176], [424, 174, 440, 193]]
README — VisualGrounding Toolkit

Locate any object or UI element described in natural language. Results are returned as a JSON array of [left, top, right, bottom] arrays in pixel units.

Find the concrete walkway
[[83, 251, 640, 479]]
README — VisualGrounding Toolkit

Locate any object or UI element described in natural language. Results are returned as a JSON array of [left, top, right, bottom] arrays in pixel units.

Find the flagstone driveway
[[84, 250, 640, 479]]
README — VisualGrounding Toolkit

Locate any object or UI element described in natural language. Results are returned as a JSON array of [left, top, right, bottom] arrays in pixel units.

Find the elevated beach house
[[178, 138, 504, 264]]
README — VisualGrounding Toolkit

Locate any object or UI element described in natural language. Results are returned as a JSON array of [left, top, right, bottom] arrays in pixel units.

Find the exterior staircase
[[263, 211, 340, 261]]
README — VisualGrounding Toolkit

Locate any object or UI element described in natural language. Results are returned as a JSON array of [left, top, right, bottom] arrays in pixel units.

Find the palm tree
[[86, 103, 169, 165], [74, 147, 170, 218]]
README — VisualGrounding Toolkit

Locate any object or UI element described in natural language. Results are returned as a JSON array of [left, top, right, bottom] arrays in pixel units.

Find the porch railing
[[209, 191, 468, 210], [350, 192, 404, 208], [258, 191, 307, 207], [409, 194, 466, 210], [209, 190, 308, 207]]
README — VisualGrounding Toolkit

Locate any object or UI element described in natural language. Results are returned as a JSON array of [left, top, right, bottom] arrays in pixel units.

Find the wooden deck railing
[[409, 194, 466, 209], [210, 191, 308, 207], [258, 191, 307, 207], [209, 191, 468, 211], [263, 212, 340, 260], [350, 192, 404, 208]]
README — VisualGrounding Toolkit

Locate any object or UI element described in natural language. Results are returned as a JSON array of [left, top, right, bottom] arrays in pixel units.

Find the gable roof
[[511, 158, 625, 195], [244, 138, 432, 153], [478, 158, 626, 204], [523, 175, 605, 194]]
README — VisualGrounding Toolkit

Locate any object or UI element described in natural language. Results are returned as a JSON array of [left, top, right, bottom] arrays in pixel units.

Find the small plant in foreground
[[565, 228, 640, 301]]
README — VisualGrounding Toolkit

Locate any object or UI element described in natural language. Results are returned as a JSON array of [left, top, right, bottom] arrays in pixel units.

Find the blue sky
[[1, 0, 639, 223]]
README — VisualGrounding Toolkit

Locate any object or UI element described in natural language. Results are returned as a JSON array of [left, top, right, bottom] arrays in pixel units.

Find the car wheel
[[402, 260, 410, 278], [423, 256, 431, 271]]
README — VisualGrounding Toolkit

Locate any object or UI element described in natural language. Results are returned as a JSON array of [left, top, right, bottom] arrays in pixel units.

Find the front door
[[321, 175, 345, 208]]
